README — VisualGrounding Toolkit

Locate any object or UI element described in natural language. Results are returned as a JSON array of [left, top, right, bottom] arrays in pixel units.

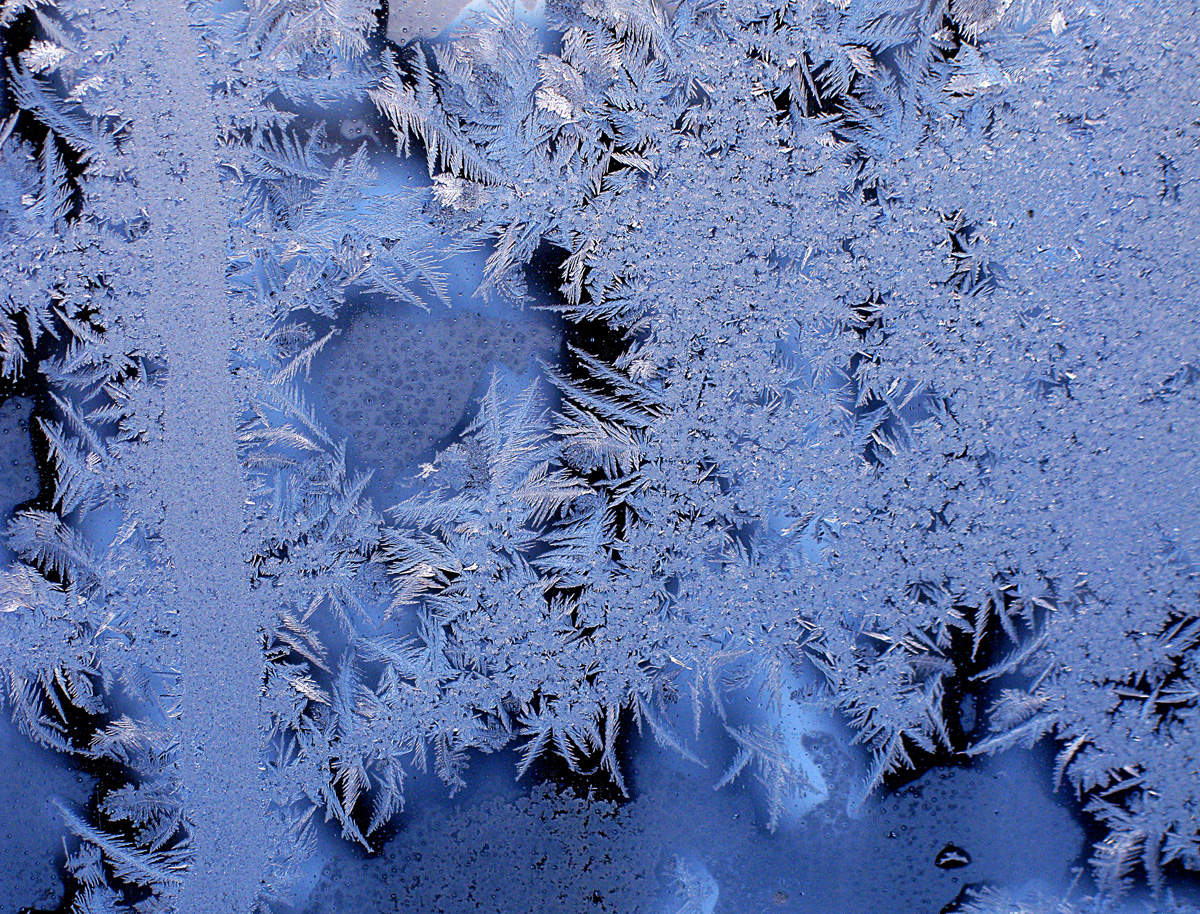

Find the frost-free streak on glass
[[387, 0, 542, 41]]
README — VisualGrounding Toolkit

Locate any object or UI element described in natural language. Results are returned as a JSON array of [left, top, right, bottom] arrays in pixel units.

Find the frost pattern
[[0, 0, 1196, 910]]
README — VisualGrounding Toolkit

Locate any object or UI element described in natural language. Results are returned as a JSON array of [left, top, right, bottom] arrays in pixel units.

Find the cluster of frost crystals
[[368, 0, 1200, 900], [0, 0, 1196, 909], [0, 0, 444, 909]]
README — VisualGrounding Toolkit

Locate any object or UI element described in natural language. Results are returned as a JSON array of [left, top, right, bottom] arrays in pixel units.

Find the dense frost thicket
[[0, 0, 1196, 911]]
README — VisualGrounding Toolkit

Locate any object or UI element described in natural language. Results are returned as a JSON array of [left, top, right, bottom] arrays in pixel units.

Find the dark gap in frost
[[18, 688, 160, 914], [5, 310, 88, 522], [878, 601, 1028, 792], [0, 317, 54, 518], [372, 0, 391, 44], [519, 706, 637, 805], [563, 313, 628, 366], [532, 239, 636, 541], [1, 10, 88, 221], [526, 240, 568, 319], [940, 9, 972, 61]]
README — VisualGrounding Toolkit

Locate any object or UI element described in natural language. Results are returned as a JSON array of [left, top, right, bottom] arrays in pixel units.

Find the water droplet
[[934, 843, 971, 869]]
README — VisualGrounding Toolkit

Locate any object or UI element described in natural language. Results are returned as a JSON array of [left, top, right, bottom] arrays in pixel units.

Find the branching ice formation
[[0, 0, 1196, 911]]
